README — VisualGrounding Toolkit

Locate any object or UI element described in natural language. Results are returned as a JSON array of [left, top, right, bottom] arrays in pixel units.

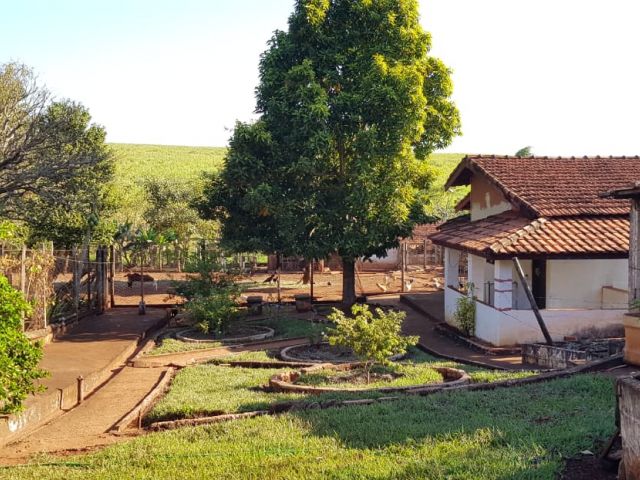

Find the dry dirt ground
[[111, 267, 444, 306]]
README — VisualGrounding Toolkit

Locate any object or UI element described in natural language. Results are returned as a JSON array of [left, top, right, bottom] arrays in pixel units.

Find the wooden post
[[42, 242, 47, 328], [400, 243, 406, 293], [109, 245, 116, 308], [140, 252, 145, 303], [423, 239, 428, 270], [276, 253, 281, 304], [630, 198, 640, 306], [72, 246, 80, 320], [310, 259, 314, 304], [512, 257, 553, 345], [96, 247, 104, 315], [20, 244, 26, 294], [86, 244, 92, 311]]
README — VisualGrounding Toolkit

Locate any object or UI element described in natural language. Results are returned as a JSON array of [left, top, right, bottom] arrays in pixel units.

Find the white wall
[[547, 259, 628, 309], [444, 286, 626, 346], [469, 176, 513, 221], [494, 308, 625, 346]]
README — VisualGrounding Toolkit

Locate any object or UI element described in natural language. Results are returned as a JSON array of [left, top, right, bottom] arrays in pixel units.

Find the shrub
[[454, 283, 476, 337], [173, 253, 243, 336], [188, 287, 241, 337], [0, 275, 48, 414], [173, 254, 231, 301], [326, 304, 418, 383]]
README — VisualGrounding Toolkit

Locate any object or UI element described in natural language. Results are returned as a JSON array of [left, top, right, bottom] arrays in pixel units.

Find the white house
[[430, 155, 639, 346]]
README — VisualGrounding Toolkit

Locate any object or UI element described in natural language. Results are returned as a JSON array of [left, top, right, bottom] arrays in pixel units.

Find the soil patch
[[299, 367, 405, 386], [560, 455, 618, 479], [176, 325, 274, 343], [281, 343, 361, 363]]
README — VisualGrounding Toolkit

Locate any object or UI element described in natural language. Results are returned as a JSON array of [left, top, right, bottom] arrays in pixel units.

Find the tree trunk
[[342, 257, 356, 307]]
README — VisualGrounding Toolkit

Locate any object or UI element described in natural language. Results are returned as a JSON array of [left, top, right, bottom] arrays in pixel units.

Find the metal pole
[[512, 257, 553, 345]]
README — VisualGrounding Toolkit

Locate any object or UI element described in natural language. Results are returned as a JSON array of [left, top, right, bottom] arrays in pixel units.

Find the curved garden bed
[[176, 325, 275, 344], [269, 363, 470, 394], [280, 342, 403, 364]]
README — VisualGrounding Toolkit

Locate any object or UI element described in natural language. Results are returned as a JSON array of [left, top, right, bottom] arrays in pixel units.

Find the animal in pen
[[126, 272, 157, 290]]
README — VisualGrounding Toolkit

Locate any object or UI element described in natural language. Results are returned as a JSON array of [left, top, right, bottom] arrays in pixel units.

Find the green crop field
[[107, 144, 465, 225], [110, 143, 227, 183], [108, 144, 227, 224]]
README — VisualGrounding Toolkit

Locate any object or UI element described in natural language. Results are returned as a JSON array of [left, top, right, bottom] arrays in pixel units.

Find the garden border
[[143, 353, 624, 432], [268, 364, 471, 394]]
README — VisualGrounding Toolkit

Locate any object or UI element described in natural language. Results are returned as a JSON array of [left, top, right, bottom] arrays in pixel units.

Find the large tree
[[201, 0, 460, 305], [0, 62, 113, 246]]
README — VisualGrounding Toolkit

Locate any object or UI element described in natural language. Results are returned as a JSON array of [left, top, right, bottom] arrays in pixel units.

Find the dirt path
[[0, 366, 167, 465]]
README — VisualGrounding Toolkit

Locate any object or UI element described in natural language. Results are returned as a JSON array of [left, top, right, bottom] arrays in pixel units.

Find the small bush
[[174, 253, 243, 336], [0, 275, 48, 414], [326, 304, 418, 383], [188, 287, 241, 336], [454, 284, 476, 337]]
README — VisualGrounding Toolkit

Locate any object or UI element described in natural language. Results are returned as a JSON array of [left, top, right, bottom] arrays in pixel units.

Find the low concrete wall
[[25, 314, 86, 346], [618, 375, 640, 479], [521, 340, 624, 369], [0, 315, 166, 447]]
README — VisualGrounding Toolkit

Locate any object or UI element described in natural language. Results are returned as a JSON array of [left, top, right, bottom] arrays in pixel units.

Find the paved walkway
[[31, 308, 166, 401], [2, 308, 166, 449], [0, 366, 167, 464], [375, 293, 527, 370]]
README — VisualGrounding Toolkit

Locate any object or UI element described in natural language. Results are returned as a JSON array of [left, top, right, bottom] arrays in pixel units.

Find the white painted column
[[444, 248, 461, 288], [468, 254, 485, 300], [494, 259, 513, 311]]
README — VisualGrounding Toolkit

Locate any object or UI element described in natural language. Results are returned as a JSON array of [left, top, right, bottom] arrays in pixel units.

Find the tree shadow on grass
[[280, 374, 616, 479]]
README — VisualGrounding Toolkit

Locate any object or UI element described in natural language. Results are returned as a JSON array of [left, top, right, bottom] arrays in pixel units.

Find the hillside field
[[108, 143, 466, 224]]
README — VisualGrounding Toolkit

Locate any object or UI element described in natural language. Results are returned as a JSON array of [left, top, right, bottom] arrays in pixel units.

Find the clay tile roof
[[446, 155, 640, 217], [429, 211, 629, 258], [409, 223, 440, 240]]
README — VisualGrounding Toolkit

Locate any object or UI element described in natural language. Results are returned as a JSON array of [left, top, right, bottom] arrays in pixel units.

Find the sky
[[2, 0, 640, 156]]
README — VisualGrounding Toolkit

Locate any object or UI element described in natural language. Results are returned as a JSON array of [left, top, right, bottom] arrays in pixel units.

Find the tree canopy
[[200, 0, 461, 304], [0, 62, 113, 247]]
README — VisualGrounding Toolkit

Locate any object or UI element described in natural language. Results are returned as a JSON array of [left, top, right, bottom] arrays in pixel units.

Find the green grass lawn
[[7, 374, 615, 479], [146, 317, 326, 356], [146, 348, 536, 422]]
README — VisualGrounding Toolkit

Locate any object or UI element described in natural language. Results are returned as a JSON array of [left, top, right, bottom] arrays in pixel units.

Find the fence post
[[95, 247, 104, 314], [72, 246, 80, 320], [20, 244, 26, 294], [401, 243, 406, 293], [109, 245, 115, 308], [423, 239, 428, 270], [42, 242, 48, 329], [86, 245, 92, 312]]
